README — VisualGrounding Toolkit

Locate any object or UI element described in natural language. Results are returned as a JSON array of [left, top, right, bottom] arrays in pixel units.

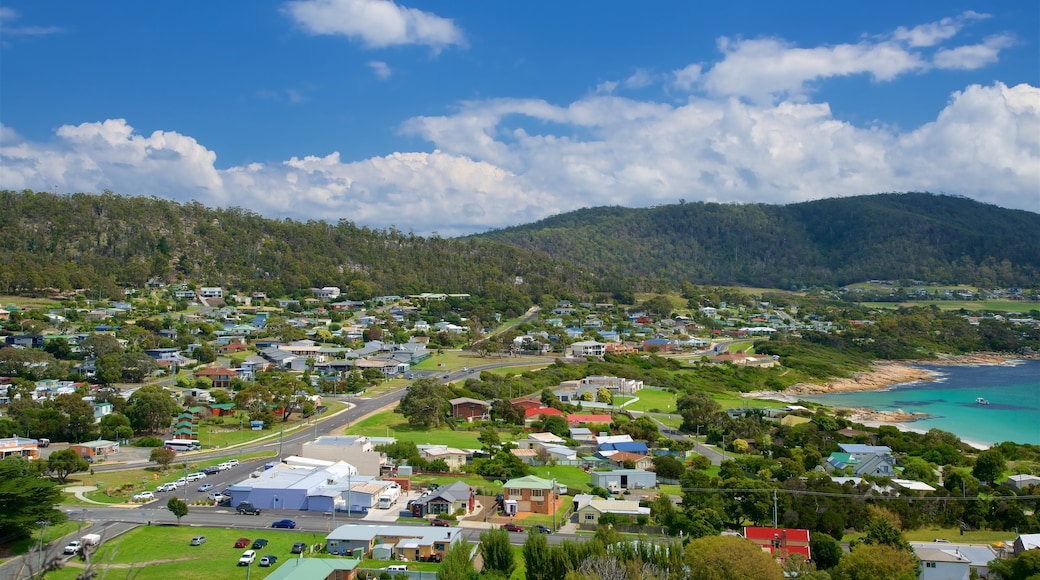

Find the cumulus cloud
[[3, 81, 1036, 235], [684, 10, 1008, 103], [282, 0, 464, 49], [367, 60, 392, 79]]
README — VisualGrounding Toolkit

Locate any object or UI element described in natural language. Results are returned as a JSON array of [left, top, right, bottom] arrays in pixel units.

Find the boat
[[976, 397, 990, 405]]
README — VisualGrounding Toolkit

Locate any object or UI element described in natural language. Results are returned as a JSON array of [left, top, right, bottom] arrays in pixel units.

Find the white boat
[[976, 397, 990, 405]]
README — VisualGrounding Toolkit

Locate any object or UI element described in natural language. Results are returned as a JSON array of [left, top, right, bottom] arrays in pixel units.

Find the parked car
[[234, 538, 250, 548], [421, 554, 443, 563], [227, 459, 240, 467], [132, 491, 155, 501], [208, 492, 228, 502], [203, 466, 221, 475], [238, 550, 256, 566], [63, 541, 82, 555], [186, 472, 206, 482], [503, 523, 524, 532], [531, 525, 552, 534], [156, 483, 177, 492], [237, 502, 261, 515], [216, 462, 231, 471], [271, 519, 296, 529], [430, 518, 450, 527], [291, 542, 307, 554], [259, 555, 278, 567], [251, 539, 268, 549], [190, 536, 207, 546], [37, 438, 50, 447], [197, 483, 214, 492], [172, 478, 187, 487]]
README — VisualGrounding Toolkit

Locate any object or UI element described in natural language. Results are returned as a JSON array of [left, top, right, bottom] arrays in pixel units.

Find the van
[[37, 438, 50, 447], [387, 565, 408, 571]]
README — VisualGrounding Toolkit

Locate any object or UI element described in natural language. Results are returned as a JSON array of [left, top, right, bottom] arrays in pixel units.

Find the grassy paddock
[[347, 410, 491, 449], [624, 389, 677, 413], [41, 526, 323, 580], [856, 300, 1039, 313]]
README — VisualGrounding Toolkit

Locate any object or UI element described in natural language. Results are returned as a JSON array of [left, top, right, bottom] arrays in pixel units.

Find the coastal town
[[1, 279, 1039, 579]]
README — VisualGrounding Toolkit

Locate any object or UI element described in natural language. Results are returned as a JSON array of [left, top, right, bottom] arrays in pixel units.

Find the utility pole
[[36, 519, 47, 575], [184, 462, 189, 501], [278, 426, 284, 459], [772, 488, 778, 528], [552, 479, 557, 531]]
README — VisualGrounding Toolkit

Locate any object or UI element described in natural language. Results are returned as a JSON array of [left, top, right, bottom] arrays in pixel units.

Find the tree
[[810, 532, 843, 570], [989, 548, 1040, 579], [150, 447, 177, 471], [972, 449, 1006, 484], [437, 540, 477, 580], [166, 497, 189, 524], [859, 510, 912, 553], [46, 449, 90, 484], [523, 531, 567, 580], [542, 415, 570, 438], [651, 455, 685, 480], [125, 385, 179, 433], [99, 413, 132, 441], [830, 544, 918, 580], [596, 388, 613, 404], [683, 536, 783, 580], [79, 334, 124, 358], [194, 343, 216, 364], [676, 392, 722, 433], [50, 394, 98, 443], [479, 427, 501, 454], [397, 378, 447, 428], [0, 457, 66, 540], [479, 528, 515, 577]]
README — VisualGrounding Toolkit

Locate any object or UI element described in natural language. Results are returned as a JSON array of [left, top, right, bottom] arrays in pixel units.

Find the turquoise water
[[798, 360, 1040, 446]]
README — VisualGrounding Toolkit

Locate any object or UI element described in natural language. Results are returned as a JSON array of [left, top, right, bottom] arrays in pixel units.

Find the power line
[[679, 487, 1040, 501]]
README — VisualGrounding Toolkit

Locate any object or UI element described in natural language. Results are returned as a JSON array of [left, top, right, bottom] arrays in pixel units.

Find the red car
[[503, 523, 524, 532], [234, 537, 250, 548], [430, 518, 450, 527]]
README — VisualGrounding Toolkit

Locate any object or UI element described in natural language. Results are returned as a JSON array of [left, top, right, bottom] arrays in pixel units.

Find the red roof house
[[566, 414, 612, 426], [742, 527, 811, 563]]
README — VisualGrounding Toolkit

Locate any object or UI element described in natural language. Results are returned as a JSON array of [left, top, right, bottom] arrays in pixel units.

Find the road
[[634, 412, 726, 466]]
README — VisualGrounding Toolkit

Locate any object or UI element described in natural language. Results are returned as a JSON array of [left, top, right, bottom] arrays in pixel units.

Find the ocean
[[797, 359, 1040, 447]]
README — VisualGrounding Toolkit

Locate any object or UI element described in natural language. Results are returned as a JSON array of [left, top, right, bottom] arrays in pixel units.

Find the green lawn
[[624, 389, 677, 413], [42, 526, 329, 580], [842, 526, 1016, 544], [856, 300, 1039, 313], [347, 410, 491, 449]]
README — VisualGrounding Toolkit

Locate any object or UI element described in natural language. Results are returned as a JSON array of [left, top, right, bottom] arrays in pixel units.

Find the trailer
[[377, 486, 401, 509], [81, 534, 101, 547]]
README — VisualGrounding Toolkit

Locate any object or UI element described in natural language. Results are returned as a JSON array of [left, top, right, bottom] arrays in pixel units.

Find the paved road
[[636, 413, 727, 466]]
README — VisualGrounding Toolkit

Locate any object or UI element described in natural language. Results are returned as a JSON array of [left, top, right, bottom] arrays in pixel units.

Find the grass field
[[624, 389, 677, 413], [42, 525, 343, 580], [347, 410, 494, 449], [842, 526, 1016, 544], [856, 300, 1039, 313], [0, 295, 61, 309]]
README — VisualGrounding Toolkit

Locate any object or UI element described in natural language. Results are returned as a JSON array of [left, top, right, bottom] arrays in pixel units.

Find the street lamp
[[36, 519, 48, 575]]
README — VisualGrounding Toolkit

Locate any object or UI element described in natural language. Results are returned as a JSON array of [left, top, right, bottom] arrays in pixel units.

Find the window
[[584, 513, 595, 521], [531, 489, 544, 498], [925, 563, 936, 568], [507, 488, 521, 499]]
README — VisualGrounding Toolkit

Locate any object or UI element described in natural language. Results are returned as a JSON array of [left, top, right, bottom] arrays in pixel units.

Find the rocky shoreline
[[744, 352, 1039, 424]]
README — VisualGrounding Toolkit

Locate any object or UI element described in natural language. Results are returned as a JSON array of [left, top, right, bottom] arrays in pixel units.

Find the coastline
[[743, 352, 1039, 447]]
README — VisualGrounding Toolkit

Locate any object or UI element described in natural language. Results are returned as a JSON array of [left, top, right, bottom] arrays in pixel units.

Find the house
[[70, 439, 120, 459], [524, 406, 564, 421], [607, 451, 653, 470], [825, 444, 896, 477], [312, 287, 342, 300], [590, 469, 657, 493], [409, 480, 475, 517], [6, 335, 44, 349], [912, 543, 998, 579], [199, 287, 223, 298], [0, 437, 40, 460], [324, 523, 463, 562], [914, 547, 972, 580], [1005, 474, 1040, 492], [193, 367, 237, 390], [569, 340, 606, 358], [598, 441, 649, 456], [503, 475, 558, 514], [419, 445, 468, 471], [575, 497, 650, 526], [92, 401, 113, 422], [567, 414, 613, 426], [1012, 533, 1040, 556], [742, 527, 811, 565], [301, 436, 387, 476], [218, 342, 249, 355], [448, 397, 491, 421], [262, 558, 360, 580]]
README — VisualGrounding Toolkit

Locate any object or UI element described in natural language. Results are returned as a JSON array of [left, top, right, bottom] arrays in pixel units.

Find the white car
[[238, 550, 256, 566], [217, 462, 231, 471], [172, 478, 187, 487], [63, 541, 82, 555], [156, 483, 177, 492], [227, 459, 240, 467], [132, 491, 155, 501], [186, 472, 206, 482]]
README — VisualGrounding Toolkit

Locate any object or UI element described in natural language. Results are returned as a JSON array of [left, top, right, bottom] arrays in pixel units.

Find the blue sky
[[1, 1, 1037, 236]]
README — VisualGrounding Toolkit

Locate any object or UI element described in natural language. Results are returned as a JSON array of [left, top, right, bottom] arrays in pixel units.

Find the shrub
[[134, 436, 163, 447]]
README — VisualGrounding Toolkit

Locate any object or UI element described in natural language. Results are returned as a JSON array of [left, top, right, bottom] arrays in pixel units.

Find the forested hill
[[474, 193, 1040, 288], [0, 190, 592, 304]]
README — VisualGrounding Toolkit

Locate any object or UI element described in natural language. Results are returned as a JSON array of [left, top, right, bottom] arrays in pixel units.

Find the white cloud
[[623, 69, 656, 89], [3, 81, 1036, 236], [673, 64, 702, 90], [282, 0, 464, 49], [0, 6, 62, 39], [368, 60, 392, 79], [933, 34, 1014, 70], [699, 37, 926, 102], [893, 11, 988, 47]]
